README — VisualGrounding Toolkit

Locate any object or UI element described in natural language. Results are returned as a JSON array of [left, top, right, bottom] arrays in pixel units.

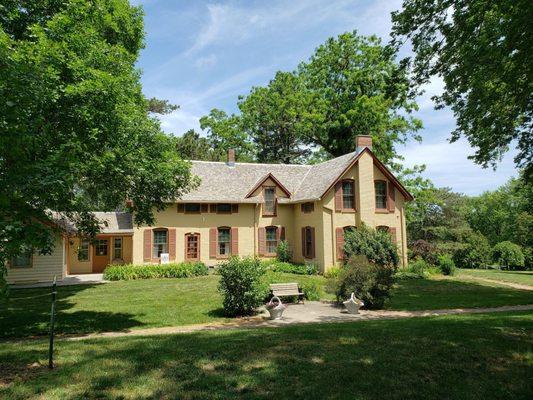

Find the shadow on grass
[[387, 277, 533, 311], [0, 284, 143, 338], [0, 312, 531, 399]]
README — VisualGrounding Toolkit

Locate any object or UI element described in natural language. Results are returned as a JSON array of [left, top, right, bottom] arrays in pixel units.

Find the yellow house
[[6, 135, 412, 284], [133, 135, 412, 273]]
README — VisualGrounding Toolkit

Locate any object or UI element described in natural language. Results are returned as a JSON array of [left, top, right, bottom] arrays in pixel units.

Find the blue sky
[[133, 0, 518, 195]]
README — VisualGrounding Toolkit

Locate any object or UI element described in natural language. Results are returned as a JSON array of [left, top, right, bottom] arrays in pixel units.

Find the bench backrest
[[270, 282, 300, 296]]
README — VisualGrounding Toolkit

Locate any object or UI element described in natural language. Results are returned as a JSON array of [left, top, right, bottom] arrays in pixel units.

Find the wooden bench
[[269, 283, 305, 303]]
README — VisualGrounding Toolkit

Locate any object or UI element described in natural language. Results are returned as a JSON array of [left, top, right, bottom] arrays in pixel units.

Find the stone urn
[[266, 296, 286, 320], [343, 293, 364, 314]]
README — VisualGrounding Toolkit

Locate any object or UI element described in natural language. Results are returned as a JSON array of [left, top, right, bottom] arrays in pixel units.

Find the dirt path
[[50, 303, 533, 341], [458, 274, 533, 291]]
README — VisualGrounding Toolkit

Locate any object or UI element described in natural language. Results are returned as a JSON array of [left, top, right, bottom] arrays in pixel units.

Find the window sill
[[340, 208, 356, 213], [375, 209, 389, 214], [216, 255, 230, 260]]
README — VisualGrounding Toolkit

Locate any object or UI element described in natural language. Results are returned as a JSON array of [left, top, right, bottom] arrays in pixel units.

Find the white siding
[[6, 235, 66, 284]]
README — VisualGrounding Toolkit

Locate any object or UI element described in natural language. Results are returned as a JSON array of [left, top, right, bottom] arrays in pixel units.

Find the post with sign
[[160, 253, 170, 264]]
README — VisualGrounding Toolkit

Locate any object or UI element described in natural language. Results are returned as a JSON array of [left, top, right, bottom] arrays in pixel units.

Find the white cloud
[[195, 54, 217, 68], [158, 108, 203, 136]]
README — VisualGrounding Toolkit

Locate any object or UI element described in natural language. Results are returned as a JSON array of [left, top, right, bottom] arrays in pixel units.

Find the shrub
[[217, 256, 268, 317], [301, 281, 323, 301], [103, 262, 208, 281], [324, 266, 341, 279], [492, 241, 525, 270], [453, 231, 491, 269], [344, 224, 399, 267], [409, 239, 437, 265], [334, 255, 395, 309], [276, 240, 292, 262], [437, 254, 456, 276], [261, 260, 318, 275]]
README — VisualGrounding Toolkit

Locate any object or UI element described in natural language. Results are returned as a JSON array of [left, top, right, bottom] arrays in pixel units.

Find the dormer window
[[263, 187, 276, 216]]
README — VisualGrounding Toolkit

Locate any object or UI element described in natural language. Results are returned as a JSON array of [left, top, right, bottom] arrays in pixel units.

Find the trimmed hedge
[[103, 262, 209, 281]]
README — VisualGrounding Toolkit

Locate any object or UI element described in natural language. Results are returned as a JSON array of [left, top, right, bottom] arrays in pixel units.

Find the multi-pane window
[[153, 230, 168, 258], [11, 248, 32, 268], [263, 187, 276, 215], [266, 226, 278, 254], [375, 181, 387, 209], [113, 237, 123, 260], [303, 227, 314, 259], [218, 228, 231, 256], [95, 239, 108, 256], [186, 233, 200, 260], [342, 180, 355, 210], [184, 203, 201, 213], [377, 225, 389, 233], [78, 239, 90, 261]]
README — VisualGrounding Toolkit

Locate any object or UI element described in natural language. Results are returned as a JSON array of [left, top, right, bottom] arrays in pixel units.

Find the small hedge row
[[103, 262, 209, 281], [261, 260, 319, 275]]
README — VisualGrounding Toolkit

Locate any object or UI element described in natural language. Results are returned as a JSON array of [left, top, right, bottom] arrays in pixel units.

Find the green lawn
[[386, 275, 533, 311], [2, 273, 532, 339], [0, 273, 330, 338], [458, 268, 533, 286], [1, 311, 531, 399]]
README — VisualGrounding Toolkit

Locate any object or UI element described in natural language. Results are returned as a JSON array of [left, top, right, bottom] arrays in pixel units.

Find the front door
[[93, 238, 110, 273]]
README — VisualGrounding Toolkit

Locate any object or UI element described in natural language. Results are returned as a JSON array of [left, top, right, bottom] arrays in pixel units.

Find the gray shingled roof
[[179, 150, 360, 203], [50, 211, 133, 234]]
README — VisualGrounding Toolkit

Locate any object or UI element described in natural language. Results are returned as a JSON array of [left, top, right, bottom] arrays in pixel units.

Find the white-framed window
[[375, 181, 387, 209], [218, 227, 231, 256], [266, 226, 278, 254], [263, 187, 276, 215], [153, 230, 168, 258], [78, 239, 90, 261], [342, 180, 355, 210], [113, 237, 123, 260]]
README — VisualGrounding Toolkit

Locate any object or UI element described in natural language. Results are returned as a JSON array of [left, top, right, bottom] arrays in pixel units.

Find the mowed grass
[[458, 268, 533, 286], [0, 272, 331, 338], [1, 311, 531, 400], [386, 275, 533, 311]]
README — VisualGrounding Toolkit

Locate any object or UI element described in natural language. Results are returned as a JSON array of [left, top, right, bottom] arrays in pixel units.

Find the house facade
[[6, 136, 412, 284]]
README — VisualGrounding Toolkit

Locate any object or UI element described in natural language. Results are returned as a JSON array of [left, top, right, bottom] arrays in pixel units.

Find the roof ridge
[[190, 160, 311, 168]]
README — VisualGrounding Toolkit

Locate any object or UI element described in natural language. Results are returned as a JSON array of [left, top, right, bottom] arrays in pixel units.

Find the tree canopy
[[392, 0, 532, 180], [0, 0, 194, 288]]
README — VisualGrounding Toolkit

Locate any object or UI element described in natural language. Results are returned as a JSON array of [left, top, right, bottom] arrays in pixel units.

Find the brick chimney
[[355, 135, 372, 152], [227, 148, 235, 166]]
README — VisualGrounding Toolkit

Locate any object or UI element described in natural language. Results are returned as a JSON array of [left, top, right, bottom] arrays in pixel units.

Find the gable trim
[[319, 148, 413, 201], [245, 173, 292, 198]]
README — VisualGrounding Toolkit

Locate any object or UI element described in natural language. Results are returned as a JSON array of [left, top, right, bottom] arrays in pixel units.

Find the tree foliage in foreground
[[0, 0, 194, 287], [392, 0, 532, 179]]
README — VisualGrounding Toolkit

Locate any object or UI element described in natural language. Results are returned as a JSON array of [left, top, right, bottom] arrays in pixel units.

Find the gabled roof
[[178, 149, 413, 203]]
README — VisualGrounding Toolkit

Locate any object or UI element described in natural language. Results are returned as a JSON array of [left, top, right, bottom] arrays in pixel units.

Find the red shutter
[[334, 182, 342, 211], [231, 227, 238, 255], [177, 204, 184, 213], [310, 227, 316, 259], [336, 227, 344, 260], [231, 204, 239, 213], [278, 226, 286, 241], [389, 227, 397, 243], [143, 229, 151, 261], [258, 227, 266, 256], [168, 228, 176, 261], [301, 227, 306, 257], [209, 228, 217, 258], [388, 182, 395, 212]]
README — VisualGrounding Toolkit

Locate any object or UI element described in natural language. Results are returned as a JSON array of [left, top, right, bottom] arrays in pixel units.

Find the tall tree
[[392, 0, 533, 180], [175, 129, 225, 161], [297, 31, 422, 166], [238, 72, 319, 164], [0, 0, 194, 288], [199, 109, 255, 162]]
